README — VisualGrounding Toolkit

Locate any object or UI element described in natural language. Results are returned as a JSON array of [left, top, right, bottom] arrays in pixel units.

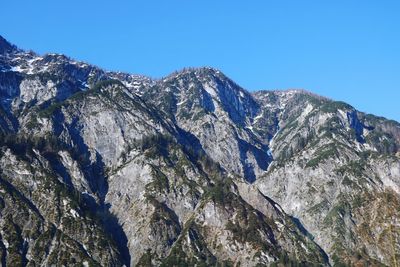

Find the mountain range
[[0, 35, 399, 266]]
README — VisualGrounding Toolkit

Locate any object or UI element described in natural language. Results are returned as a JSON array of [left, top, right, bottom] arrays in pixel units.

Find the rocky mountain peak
[[0, 35, 18, 54]]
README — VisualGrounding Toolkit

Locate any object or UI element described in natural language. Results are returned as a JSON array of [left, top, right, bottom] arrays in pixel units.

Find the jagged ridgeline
[[0, 35, 399, 266]]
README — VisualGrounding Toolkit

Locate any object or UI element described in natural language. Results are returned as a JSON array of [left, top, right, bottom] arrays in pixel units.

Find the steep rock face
[[254, 93, 400, 266], [142, 68, 272, 183], [0, 35, 399, 266], [0, 145, 123, 266], [158, 180, 328, 267]]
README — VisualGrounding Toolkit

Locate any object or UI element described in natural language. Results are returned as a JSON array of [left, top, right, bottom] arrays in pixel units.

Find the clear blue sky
[[1, 1, 399, 122]]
